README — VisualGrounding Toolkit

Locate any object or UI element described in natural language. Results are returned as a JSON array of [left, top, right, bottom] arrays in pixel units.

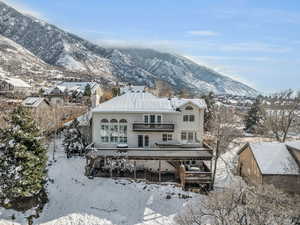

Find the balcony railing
[[132, 123, 175, 132]]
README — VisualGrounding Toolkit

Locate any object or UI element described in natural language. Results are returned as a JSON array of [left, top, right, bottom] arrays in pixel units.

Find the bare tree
[[209, 106, 242, 189], [261, 90, 300, 142], [176, 184, 300, 225]]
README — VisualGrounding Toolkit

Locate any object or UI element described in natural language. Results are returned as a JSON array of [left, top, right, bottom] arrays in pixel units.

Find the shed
[[238, 141, 300, 194]]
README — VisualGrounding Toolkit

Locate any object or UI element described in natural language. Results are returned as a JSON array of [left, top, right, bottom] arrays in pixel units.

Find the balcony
[[132, 122, 175, 132]]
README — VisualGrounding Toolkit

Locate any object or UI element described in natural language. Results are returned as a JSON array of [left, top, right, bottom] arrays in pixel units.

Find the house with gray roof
[[238, 141, 300, 194], [85, 90, 213, 189]]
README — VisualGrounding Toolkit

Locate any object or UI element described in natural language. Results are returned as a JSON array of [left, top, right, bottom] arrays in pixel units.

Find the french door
[[138, 135, 149, 147]]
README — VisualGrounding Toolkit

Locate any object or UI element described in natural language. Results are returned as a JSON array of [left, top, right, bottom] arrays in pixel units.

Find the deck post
[[209, 160, 213, 190], [158, 160, 161, 183], [134, 160, 137, 179]]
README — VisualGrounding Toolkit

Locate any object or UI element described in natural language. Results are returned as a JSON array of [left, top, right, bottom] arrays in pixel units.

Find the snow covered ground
[[0, 137, 201, 225], [0, 135, 254, 225]]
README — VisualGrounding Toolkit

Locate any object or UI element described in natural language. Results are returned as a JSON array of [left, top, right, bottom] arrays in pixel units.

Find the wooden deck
[[85, 146, 213, 190]]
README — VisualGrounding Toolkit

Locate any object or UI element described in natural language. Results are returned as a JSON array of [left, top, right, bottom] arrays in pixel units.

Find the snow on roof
[[3, 78, 31, 88], [249, 142, 300, 175], [59, 82, 98, 92], [93, 92, 174, 113], [171, 97, 207, 109], [93, 92, 206, 113], [120, 85, 145, 94], [21, 97, 48, 107], [286, 141, 300, 151]]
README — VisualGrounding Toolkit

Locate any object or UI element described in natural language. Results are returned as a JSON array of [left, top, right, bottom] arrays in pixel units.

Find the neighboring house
[[238, 141, 300, 194], [120, 85, 145, 94], [0, 77, 31, 94], [21, 97, 53, 133], [86, 91, 213, 189], [46, 82, 102, 107]]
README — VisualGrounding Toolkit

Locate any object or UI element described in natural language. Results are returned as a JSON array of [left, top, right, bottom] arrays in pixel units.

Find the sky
[[2, 0, 300, 93]]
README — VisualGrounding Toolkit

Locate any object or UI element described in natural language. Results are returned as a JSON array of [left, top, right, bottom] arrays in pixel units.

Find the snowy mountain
[[0, 34, 65, 80], [0, 1, 258, 96]]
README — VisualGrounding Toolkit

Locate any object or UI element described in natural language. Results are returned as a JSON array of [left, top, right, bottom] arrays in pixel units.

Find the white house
[[86, 91, 213, 188], [92, 92, 206, 148]]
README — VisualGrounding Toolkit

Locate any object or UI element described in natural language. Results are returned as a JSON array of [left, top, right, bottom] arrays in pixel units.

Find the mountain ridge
[[0, 1, 258, 96]]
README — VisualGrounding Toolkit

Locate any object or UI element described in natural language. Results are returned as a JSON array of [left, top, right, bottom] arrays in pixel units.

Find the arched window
[[119, 119, 127, 123], [119, 119, 128, 144], [185, 106, 194, 110], [101, 119, 109, 123], [100, 119, 109, 143], [110, 119, 118, 123]]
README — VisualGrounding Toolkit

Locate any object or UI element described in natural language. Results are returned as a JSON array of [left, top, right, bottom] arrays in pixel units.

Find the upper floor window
[[183, 115, 195, 122], [144, 114, 162, 124], [185, 106, 194, 110]]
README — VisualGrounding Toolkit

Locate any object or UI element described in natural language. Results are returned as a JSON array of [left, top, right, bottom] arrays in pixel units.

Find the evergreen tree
[[83, 84, 92, 97], [0, 107, 47, 205], [244, 96, 264, 134], [63, 119, 86, 158], [203, 92, 216, 131]]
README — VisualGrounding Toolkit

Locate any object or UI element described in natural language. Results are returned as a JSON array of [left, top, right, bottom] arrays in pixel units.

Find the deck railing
[[132, 123, 175, 132]]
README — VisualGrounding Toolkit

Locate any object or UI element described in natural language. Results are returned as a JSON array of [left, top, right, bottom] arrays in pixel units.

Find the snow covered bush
[[0, 107, 47, 207], [102, 152, 134, 173], [63, 119, 86, 158], [176, 184, 300, 225]]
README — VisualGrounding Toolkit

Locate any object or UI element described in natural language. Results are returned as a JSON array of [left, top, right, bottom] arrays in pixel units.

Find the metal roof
[[92, 92, 206, 113]]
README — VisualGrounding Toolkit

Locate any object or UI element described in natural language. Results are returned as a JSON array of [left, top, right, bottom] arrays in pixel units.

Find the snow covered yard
[[0, 138, 200, 225]]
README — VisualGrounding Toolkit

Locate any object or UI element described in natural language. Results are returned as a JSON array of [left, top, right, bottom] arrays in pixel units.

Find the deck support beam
[[158, 160, 161, 183], [134, 160, 137, 179]]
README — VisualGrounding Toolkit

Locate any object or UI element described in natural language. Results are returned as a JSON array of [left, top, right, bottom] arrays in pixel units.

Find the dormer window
[[185, 106, 194, 110]]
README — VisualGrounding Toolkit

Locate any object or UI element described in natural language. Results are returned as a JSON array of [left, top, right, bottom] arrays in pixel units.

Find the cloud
[[214, 8, 300, 25], [186, 30, 219, 36], [185, 55, 258, 89], [1, 0, 44, 19], [94, 38, 291, 55]]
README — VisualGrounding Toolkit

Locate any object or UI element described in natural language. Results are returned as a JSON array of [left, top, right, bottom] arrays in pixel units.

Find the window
[[189, 115, 195, 122], [150, 115, 155, 124], [181, 131, 196, 143], [144, 115, 149, 124], [100, 119, 109, 143], [119, 119, 128, 144], [110, 119, 118, 143], [181, 132, 187, 141], [144, 135, 149, 147], [185, 106, 194, 110], [183, 115, 195, 122], [157, 115, 162, 124], [188, 132, 194, 142], [162, 133, 172, 142], [183, 115, 189, 122], [144, 114, 163, 124]]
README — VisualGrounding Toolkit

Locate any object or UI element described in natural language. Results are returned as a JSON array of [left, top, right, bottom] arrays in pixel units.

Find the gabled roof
[[171, 97, 207, 109], [286, 141, 300, 151], [92, 92, 207, 113], [3, 78, 31, 88], [22, 97, 49, 108], [93, 92, 174, 113], [240, 142, 300, 175]]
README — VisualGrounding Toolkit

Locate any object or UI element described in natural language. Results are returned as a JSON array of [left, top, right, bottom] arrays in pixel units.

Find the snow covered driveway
[[1, 138, 198, 225]]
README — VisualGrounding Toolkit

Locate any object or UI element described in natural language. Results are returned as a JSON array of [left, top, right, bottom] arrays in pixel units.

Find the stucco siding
[[92, 105, 204, 148]]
